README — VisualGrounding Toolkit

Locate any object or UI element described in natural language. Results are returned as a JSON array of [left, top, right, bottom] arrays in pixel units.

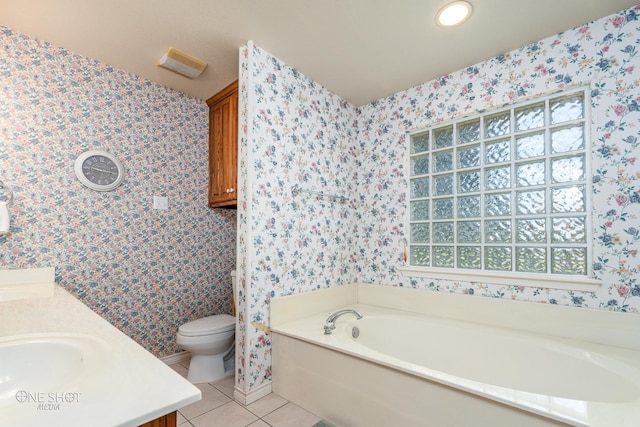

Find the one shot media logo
[[14, 390, 82, 411]]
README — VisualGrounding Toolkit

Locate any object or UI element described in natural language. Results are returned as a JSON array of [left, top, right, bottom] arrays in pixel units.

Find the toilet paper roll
[[0, 202, 10, 235]]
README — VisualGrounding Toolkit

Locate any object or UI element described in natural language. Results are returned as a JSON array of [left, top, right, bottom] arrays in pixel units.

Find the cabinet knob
[[226, 188, 235, 193]]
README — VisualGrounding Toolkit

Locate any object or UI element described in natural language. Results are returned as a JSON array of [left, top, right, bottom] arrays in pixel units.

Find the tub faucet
[[323, 309, 363, 335]]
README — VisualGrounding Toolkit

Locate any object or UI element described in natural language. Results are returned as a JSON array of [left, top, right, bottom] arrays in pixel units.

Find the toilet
[[177, 271, 236, 384]]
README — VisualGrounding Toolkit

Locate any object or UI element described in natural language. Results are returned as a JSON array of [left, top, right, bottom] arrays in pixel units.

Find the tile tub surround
[[271, 284, 640, 426], [0, 268, 201, 426]]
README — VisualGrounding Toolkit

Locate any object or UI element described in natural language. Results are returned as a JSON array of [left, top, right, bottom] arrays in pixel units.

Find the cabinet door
[[208, 84, 238, 208], [138, 411, 176, 427]]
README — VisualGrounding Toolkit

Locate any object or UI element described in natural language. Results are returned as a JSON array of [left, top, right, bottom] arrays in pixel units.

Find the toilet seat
[[179, 314, 235, 337]]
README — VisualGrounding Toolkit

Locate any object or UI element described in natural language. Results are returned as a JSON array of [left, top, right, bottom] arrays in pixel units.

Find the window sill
[[397, 266, 602, 292]]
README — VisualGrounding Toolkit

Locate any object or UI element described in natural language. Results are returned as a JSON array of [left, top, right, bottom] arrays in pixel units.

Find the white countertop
[[0, 268, 201, 427]]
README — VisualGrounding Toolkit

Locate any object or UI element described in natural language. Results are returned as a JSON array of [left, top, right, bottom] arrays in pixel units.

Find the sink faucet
[[323, 309, 363, 335]]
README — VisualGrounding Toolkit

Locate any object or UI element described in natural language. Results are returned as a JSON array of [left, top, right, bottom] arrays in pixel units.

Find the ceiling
[[2, 0, 638, 106]]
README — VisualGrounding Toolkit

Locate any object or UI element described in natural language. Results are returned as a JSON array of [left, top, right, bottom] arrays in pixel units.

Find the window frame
[[400, 86, 601, 292]]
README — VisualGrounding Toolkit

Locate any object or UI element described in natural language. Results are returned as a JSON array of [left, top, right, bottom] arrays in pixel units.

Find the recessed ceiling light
[[436, 1, 473, 27]]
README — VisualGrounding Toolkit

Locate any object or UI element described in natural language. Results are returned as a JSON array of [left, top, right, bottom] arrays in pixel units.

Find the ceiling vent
[[158, 47, 207, 79]]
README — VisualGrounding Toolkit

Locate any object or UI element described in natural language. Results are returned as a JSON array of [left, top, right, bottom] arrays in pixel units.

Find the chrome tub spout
[[323, 309, 363, 335]]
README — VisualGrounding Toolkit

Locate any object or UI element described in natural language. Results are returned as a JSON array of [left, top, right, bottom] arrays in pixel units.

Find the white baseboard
[[234, 381, 272, 405], [161, 351, 191, 365]]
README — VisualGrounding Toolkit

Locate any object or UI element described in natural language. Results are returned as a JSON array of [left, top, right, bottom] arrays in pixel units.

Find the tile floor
[[169, 361, 324, 427]]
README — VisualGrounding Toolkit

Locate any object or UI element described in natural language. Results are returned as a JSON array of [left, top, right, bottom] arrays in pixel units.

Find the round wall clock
[[74, 150, 125, 191]]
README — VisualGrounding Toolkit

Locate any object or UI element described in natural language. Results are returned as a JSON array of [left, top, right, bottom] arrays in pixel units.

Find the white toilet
[[177, 271, 236, 384]]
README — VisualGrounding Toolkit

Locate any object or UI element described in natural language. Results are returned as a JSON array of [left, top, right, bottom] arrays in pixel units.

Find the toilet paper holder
[[0, 179, 14, 207], [0, 179, 14, 235]]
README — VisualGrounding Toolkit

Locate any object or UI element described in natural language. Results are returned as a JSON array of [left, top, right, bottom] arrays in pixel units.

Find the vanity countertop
[[0, 267, 201, 427]]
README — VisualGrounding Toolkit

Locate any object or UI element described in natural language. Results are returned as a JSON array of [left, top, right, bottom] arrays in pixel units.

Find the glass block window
[[408, 87, 590, 276]]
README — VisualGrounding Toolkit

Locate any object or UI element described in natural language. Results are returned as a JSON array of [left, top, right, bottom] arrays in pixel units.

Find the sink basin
[[0, 333, 107, 408]]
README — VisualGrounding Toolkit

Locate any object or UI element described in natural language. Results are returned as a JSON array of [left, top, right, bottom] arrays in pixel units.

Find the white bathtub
[[271, 283, 640, 427]]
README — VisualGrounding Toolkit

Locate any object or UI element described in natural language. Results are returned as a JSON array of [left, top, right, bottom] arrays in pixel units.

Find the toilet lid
[[179, 314, 235, 337]]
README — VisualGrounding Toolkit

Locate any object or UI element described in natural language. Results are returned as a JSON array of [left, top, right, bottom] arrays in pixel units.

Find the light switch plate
[[153, 196, 168, 210]]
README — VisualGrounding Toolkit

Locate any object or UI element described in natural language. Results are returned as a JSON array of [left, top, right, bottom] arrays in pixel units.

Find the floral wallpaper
[[236, 41, 359, 392], [0, 27, 237, 358], [237, 6, 640, 397], [356, 5, 640, 311]]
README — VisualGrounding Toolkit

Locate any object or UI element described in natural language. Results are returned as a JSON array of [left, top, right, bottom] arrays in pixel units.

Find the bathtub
[[270, 283, 640, 427]]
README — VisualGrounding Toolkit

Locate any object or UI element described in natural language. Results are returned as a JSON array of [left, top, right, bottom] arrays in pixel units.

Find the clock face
[[74, 150, 124, 191], [82, 155, 120, 186]]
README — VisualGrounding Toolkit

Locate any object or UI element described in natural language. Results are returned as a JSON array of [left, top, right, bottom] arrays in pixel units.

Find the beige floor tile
[[179, 384, 232, 419], [176, 411, 189, 425], [211, 375, 235, 398], [246, 393, 288, 418], [170, 362, 189, 378], [262, 402, 322, 427], [190, 401, 259, 427], [247, 420, 271, 427]]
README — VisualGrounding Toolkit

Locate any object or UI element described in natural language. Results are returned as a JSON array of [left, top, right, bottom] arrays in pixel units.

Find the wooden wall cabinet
[[207, 80, 238, 208]]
